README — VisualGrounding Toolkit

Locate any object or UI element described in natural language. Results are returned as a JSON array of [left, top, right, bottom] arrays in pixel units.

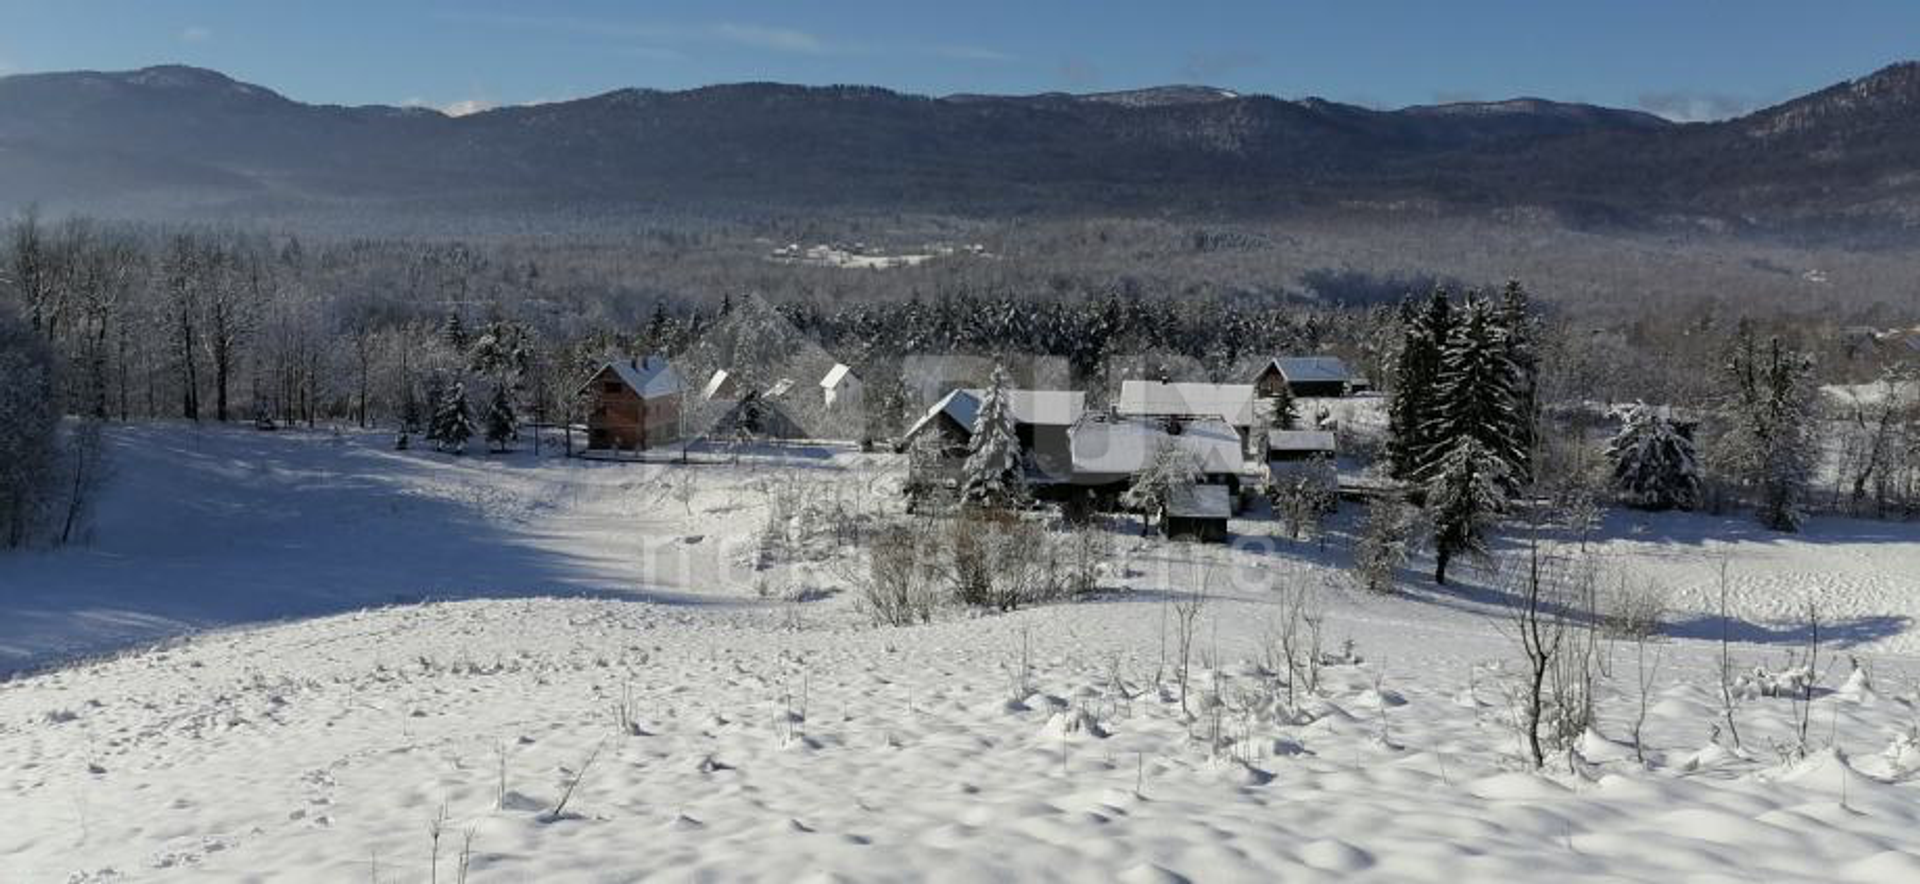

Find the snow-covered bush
[[1350, 496, 1415, 594], [1599, 577, 1667, 640], [940, 510, 1056, 611], [1270, 455, 1338, 541], [862, 521, 941, 626]]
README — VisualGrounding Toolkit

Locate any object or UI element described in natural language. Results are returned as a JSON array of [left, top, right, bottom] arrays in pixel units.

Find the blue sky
[[3, 1, 1916, 120]]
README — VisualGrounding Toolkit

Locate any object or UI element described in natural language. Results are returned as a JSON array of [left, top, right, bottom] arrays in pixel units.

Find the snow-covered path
[[5, 425, 1920, 881]]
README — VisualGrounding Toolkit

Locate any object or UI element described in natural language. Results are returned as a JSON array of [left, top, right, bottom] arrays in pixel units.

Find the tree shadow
[[0, 424, 767, 676], [1663, 612, 1912, 650], [1585, 506, 1920, 549]]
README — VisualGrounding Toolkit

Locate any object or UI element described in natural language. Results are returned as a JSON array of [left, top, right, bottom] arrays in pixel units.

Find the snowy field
[[5, 426, 1920, 881]]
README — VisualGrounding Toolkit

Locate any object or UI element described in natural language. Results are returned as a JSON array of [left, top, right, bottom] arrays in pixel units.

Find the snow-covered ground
[[4, 425, 1920, 881]]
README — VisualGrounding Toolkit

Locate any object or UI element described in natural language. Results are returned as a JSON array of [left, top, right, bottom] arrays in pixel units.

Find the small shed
[[1256, 357, 1354, 399], [582, 356, 685, 451], [1267, 430, 1338, 463], [1164, 483, 1231, 543], [820, 363, 863, 411]]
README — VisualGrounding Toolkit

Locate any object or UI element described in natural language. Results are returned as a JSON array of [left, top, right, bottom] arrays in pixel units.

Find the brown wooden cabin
[[1255, 357, 1354, 399], [582, 356, 686, 452]]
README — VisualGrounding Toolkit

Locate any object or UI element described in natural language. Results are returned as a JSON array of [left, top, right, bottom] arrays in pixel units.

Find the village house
[[1254, 356, 1356, 399], [1066, 415, 1249, 506], [820, 363, 863, 412], [1115, 380, 1259, 451], [899, 388, 1085, 488], [705, 374, 807, 441], [581, 355, 686, 452]]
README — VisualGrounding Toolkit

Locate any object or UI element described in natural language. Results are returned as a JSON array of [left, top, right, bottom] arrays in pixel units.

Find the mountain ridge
[[1, 62, 1916, 231]]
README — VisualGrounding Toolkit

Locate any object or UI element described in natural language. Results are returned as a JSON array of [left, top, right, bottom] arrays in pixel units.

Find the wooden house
[[1255, 357, 1354, 399], [582, 356, 685, 451]]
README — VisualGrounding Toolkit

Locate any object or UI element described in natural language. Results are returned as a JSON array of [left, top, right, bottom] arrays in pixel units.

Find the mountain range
[[1, 63, 1917, 233]]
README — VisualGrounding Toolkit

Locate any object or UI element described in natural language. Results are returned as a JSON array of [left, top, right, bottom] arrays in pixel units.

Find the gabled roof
[[1268, 430, 1338, 454], [1070, 417, 1244, 476], [820, 363, 856, 389], [1267, 356, 1353, 385], [583, 355, 684, 399], [902, 388, 1086, 441], [1167, 483, 1232, 519], [702, 369, 735, 401], [1116, 381, 1257, 427]]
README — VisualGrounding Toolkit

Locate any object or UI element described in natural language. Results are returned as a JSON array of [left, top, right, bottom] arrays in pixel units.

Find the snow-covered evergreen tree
[[440, 312, 469, 351], [1385, 289, 1452, 480], [399, 389, 424, 435], [1722, 331, 1816, 531], [431, 381, 475, 454], [420, 373, 448, 445], [961, 366, 1026, 508], [1269, 376, 1298, 432], [1426, 295, 1525, 491], [1606, 403, 1699, 510], [484, 385, 517, 453], [1426, 435, 1508, 585], [1495, 280, 1540, 485]]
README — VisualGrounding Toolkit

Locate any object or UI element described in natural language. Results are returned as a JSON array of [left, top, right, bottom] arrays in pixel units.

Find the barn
[[581, 356, 685, 452]]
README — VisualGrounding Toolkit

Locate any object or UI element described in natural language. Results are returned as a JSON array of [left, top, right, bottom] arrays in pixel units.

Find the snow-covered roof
[[1167, 483, 1232, 519], [1267, 356, 1353, 385], [820, 363, 856, 389], [584, 355, 684, 399], [1268, 430, 1338, 454], [903, 388, 1087, 441], [702, 369, 734, 401], [1070, 417, 1244, 476], [766, 378, 795, 399], [1116, 381, 1257, 427]]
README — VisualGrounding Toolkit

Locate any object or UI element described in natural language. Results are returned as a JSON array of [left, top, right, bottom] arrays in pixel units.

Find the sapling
[[1630, 625, 1663, 764], [1714, 559, 1744, 751], [545, 738, 607, 821], [427, 802, 448, 884], [456, 827, 477, 884], [1172, 583, 1207, 720]]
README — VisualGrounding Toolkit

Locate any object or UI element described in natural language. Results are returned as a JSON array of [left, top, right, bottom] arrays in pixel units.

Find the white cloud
[[180, 25, 213, 43], [710, 23, 827, 54], [1637, 91, 1755, 123], [400, 97, 495, 116], [440, 98, 493, 117], [935, 45, 1013, 63]]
